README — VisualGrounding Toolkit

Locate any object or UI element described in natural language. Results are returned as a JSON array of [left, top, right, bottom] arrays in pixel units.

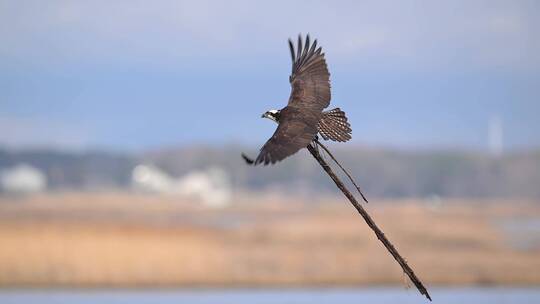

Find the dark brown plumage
[[254, 35, 346, 165]]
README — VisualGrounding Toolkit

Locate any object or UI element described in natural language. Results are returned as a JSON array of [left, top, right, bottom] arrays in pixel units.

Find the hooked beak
[[261, 112, 268, 118]]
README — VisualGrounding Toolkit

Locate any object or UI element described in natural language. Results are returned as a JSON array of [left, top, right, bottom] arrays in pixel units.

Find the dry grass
[[0, 193, 539, 287]]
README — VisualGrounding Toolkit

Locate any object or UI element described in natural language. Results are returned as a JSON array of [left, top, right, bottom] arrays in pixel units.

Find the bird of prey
[[244, 35, 432, 301], [253, 34, 352, 165]]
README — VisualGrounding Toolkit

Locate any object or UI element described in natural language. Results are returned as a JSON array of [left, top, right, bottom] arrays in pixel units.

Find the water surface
[[0, 287, 538, 304]]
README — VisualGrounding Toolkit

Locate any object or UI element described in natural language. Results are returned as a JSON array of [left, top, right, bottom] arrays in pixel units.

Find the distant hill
[[1, 145, 539, 199]]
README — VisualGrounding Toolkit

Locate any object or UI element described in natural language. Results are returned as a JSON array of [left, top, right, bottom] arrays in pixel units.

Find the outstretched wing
[[287, 34, 331, 112], [255, 107, 319, 165], [254, 35, 332, 165]]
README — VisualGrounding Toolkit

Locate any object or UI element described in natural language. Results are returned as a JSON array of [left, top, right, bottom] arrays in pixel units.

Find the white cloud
[[0, 1, 538, 70]]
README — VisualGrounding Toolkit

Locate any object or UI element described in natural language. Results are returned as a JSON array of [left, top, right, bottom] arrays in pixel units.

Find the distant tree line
[[1, 145, 539, 199]]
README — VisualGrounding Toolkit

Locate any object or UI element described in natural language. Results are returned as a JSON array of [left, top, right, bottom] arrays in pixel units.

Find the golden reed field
[[0, 193, 539, 287]]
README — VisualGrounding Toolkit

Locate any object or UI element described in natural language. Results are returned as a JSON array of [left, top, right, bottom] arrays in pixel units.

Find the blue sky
[[1, 1, 539, 151]]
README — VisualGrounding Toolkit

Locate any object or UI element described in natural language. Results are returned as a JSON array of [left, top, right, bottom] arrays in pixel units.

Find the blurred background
[[1, 1, 539, 303]]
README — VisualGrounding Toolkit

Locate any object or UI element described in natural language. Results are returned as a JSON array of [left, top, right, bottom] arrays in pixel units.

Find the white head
[[261, 109, 281, 123]]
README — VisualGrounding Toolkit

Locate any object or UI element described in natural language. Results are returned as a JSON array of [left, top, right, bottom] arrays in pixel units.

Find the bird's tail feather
[[318, 108, 352, 142]]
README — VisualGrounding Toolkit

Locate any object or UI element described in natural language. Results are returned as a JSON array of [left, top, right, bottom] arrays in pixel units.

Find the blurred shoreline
[[0, 192, 538, 288]]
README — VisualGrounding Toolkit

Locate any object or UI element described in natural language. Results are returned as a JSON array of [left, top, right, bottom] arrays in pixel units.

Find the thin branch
[[314, 138, 369, 203], [306, 143, 432, 301]]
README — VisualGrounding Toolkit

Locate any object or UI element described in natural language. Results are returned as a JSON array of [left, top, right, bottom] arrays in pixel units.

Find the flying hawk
[[244, 36, 432, 301], [253, 34, 351, 165]]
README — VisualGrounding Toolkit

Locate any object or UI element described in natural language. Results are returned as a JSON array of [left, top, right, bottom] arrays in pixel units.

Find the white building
[[132, 165, 232, 208], [0, 164, 47, 194]]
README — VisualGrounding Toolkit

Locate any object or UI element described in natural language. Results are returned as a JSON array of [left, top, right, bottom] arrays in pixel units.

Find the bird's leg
[[311, 136, 322, 157]]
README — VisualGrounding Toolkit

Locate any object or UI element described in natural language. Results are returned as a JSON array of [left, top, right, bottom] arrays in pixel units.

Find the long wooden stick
[[306, 143, 432, 301]]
